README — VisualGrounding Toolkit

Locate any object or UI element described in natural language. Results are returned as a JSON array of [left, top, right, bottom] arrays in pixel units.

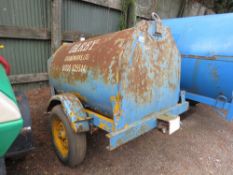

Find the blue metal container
[[164, 13, 233, 121], [48, 18, 188, 151]]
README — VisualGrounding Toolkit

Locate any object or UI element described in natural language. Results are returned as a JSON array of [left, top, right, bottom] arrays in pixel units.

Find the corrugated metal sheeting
[[0, 39, 50, 75], [0, 0, 121, 90], [0, 0, 51, 28], [63, 0, 121, 35], [0, 0, 51, 77]]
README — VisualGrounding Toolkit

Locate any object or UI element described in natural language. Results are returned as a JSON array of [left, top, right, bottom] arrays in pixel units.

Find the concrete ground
[[7, 87, 233, 175]]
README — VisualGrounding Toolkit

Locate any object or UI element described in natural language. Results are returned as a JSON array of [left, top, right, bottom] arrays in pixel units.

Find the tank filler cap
[[80, 34, 86, 41], [151, 12, 163, 36], [151, 12, 160, 21]]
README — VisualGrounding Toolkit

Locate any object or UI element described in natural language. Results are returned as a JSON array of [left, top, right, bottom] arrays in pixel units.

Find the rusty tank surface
[[47, 15, 188, 165], [49, 19, 181, 120]]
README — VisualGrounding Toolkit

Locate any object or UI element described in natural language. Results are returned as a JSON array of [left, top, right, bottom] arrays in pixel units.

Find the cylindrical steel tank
[[48, 20, 181, 123], [164, 13, 233, 103]]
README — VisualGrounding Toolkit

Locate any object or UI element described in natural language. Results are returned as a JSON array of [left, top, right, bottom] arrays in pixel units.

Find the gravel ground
[[6, 87, 233, 175]]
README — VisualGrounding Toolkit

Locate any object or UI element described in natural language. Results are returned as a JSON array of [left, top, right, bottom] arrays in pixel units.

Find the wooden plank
[[0, 25, 50, 40], [63, 31, 94, 42], [127, 1, 136, 27], [51, 0, 63, 53], [81, 0, 121, 11], [0, 25, 93, 41], [9, 73, 48, 85]]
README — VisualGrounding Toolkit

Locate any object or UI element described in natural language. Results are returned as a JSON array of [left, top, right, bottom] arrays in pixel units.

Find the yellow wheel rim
[[52, 117, 69, 158]]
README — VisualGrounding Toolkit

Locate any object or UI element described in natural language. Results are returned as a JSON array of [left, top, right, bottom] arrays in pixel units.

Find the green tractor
[[0, 44, 32, 174]]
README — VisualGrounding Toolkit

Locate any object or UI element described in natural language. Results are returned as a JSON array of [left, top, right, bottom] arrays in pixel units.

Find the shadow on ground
[[6, 87, 233, 175]]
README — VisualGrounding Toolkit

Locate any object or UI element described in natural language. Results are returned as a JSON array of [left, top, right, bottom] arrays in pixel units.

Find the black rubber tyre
[[50, 105, 86, 167], [0, 158, 6, 175]]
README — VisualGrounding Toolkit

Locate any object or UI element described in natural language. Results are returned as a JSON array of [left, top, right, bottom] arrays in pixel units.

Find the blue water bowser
[[164, 13, 233, 121], [47, 15, 188, 166]]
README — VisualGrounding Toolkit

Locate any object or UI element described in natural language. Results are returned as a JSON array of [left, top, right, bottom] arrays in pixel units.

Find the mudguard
[[47, 93, 90, 132], [6, 91, 33, 158]]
